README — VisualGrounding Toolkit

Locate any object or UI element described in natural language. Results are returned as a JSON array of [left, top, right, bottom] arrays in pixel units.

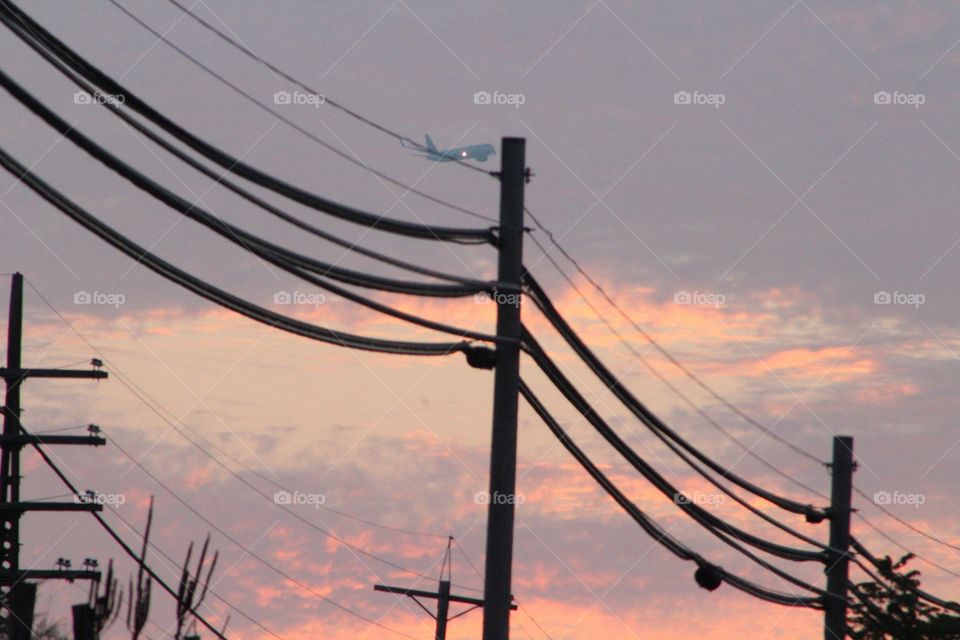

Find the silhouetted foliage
[[849, 554, 960, 639]]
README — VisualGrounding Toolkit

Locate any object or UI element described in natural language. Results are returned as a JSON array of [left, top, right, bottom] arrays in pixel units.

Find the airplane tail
[[424, 134, 437, 152]]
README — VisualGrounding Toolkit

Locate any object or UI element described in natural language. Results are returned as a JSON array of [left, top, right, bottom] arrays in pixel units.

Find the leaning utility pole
[[824, 435, 855, 640], [375, 538, 513, 639], [482, 137, 526, 640], [0, 273, 107, 639]]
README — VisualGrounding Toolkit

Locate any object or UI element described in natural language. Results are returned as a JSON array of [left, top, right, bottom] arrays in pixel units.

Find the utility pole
[[482, 137, 526, 640], [0, 273, 107, 639], [375, 538, 513, 639], [824, 435, 854, 640]]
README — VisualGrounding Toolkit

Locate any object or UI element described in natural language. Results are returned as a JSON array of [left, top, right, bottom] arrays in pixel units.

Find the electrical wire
[[0, 142, 473, 356], [525, 222, 960, 572], [526, 231, 829, 501], [524, 278, 824, 518], [159, 0, 496, 179], [0, 63, 514, 348], [519, 380, 824, 609], [0, 0, 494, 244], [21, 275, 454, 544], [521, 334, 826, 568], [0, 19, 504, 293], [105, 0, 497, 224], [98, 429, 427, 639], [24, 435, 234, 640]]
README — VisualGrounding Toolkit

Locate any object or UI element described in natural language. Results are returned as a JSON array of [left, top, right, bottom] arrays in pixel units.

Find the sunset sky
[[2, 1, 960, 638]]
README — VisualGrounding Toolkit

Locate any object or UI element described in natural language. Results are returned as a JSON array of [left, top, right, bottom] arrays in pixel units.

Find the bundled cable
[[522, 329, 824, 565], [0, 67, 507, 346], [0, 0, 494, 244], [524, 273, 825, 519], [519, 380, 823, 609], [1, 22, 503, 293], [0, 144, 470, 356]]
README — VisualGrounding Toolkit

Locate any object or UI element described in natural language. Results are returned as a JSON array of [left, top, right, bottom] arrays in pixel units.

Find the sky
[[1, 1, 960, 638]]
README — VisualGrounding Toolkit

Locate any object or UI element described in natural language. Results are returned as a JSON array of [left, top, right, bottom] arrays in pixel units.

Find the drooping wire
[[524, 207, 825, 466], [98, 428, 427, 639], [0, 65, 510, 347], [521, 334, 827, 568], [22, 276, 453, 543], [525, 231, 829, 501], [25, 435, 235, 640], [105, 0, 497, 224], [1, 18, 502, 292], [523, 280, 824, 519], [526, 213, 960, 561], [159, 0, 496, 179], [853, 486, 960, 554], [0, 143, 472, 356], [519, 379, 824, 609], [0, 0, 493, 244]]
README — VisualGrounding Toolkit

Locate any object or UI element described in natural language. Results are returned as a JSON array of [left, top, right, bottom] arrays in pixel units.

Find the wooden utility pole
[[0, 273, 107, 639], [375, 539, 514, 639], [824, 435, 855, 640], [481, 138, 526, 640]]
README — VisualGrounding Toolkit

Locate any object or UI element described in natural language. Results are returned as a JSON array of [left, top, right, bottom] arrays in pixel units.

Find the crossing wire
[[106, 0, 497, 224]]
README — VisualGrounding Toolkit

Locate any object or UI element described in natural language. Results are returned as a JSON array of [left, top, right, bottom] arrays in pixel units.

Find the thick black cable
[[0, 143, 468, 356], [1, 21, 502, 293], [160, 0, 495, 179], [106, 0, 496, 224], [0, 0, 494, 244], [524, 275, 825, 519], [526, 232, 829, 501], [524, 208, 826, 466], [851, 538, 960, 614], [522, 334, 828, 571], [0, 64, 509, 346], [0, 59, 485, 301], [519, 380, 824, 609]]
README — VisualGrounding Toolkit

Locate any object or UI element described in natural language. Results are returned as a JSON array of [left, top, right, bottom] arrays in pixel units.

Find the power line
[[24, 276, 451, 540], [0, 0, 493, 244], [524, 209, 825, 466], [525, 232, 829, 501], [25, 435, 234, 640], [100, 429, 427, 639], [159, 0, 495, 179], [1, 17, 500, 291], [106, 0, 497, 224], [518, 379, 824, 609], [0, 142, 473, 356], [525, 215, 960, 562]]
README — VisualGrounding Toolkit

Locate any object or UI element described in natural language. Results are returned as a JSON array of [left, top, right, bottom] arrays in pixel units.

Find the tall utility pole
[[482, 137, 526, 640], [374, 538, 513, 639], [824, 435, 855, 640], [0, 273, 107, 639]]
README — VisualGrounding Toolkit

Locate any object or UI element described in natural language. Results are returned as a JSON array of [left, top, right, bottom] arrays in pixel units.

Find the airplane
[[402, 135, 496, 163]]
